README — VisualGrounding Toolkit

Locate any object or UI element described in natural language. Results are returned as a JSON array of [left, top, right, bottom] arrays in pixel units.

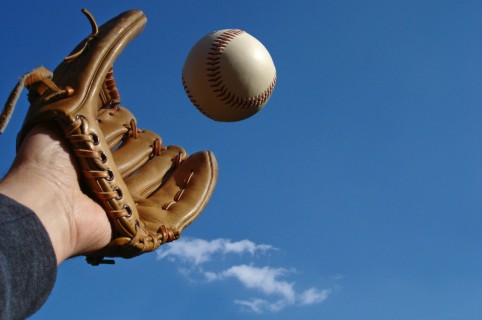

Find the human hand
[[0, 124, 112, 265]]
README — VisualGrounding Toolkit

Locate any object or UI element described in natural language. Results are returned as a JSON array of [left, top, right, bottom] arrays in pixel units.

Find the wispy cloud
[[156, 238, 275, 265], [157, 237, 333, 313], [207, 264, 331, 313], [298, 287, 331, 305]]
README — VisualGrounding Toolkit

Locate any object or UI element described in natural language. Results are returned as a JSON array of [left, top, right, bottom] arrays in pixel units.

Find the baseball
[[182, 29, 277, 122]]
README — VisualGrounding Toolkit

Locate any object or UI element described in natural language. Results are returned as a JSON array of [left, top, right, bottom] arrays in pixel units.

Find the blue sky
[[1, 1, 482, 319]]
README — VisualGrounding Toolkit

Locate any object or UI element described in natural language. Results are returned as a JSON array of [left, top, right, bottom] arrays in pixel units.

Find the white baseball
[[182, 29, 277, 122]]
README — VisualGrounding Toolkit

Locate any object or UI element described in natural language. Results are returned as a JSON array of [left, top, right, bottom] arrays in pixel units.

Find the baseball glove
[[0, 9, 218, 265]]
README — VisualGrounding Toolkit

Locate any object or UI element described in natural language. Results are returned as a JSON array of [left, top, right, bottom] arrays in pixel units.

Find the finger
[[96, 106, 134, 148], [136, 151, 218, 233], [123, 145, 187, 199], [112, 129, 165, 178]]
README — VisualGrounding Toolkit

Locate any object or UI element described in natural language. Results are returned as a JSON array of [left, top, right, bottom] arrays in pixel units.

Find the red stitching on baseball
[[206, 29, 276, 111], [182, 76, 215, 119]]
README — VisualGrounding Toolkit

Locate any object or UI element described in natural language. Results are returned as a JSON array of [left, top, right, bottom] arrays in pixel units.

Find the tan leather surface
[[96, 106, 132, 148], [13, 9, 218, 265], [18, 10, 147, 145]]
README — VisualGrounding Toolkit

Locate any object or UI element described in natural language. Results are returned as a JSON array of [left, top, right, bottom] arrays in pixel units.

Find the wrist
[[0, 163, 74, 265], [0, 125, 112, 265]]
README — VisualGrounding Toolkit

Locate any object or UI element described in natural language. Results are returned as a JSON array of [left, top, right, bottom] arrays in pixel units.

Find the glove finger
[[123, 145, 187, 199], [97, 106, 135, 149], [135, 151, 218, 233], [112, 129, 165, 179]]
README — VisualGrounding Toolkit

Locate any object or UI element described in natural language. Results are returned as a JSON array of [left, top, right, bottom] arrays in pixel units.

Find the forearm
[[0, 162, 74, 265], [0, 194, 57, 319]]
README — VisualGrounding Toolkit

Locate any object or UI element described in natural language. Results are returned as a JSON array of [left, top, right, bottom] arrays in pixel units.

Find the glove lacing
[[1, 9, 184, 266]]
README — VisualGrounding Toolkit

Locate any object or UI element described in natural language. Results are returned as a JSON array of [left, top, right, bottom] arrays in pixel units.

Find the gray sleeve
[[0, 193, 57, 320]]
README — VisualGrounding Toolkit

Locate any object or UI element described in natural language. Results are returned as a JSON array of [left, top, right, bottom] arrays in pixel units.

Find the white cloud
[[298, 288, 331, 305], [221, 265, 295, 301], [219, 265, 296, 304], [207, 264, 329, 313], [234, 298, 270, 314], [156, 237, 333, 313], [156, 238, 275, 265], [217, 265, 295, 312]]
